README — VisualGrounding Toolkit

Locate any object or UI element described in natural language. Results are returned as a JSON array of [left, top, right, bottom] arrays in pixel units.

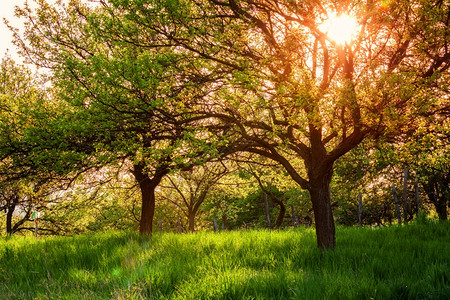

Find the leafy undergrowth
[[0, 221, 449, 299]]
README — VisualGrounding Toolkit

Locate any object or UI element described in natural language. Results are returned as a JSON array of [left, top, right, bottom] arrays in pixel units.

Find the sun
[[319, 13, 359, 45]]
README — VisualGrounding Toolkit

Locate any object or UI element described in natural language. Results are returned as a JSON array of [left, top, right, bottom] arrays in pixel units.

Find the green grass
[[0, 221, 449, 299]]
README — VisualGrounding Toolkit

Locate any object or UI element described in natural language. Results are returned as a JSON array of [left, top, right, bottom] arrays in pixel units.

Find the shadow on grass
[[0, 222, 449, 299]]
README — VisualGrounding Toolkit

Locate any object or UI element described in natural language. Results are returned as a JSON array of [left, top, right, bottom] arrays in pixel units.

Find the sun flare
[[319, 14, 359, 45]]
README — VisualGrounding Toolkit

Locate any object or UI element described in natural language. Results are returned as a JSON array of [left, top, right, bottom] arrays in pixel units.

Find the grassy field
[[0, 220, 449, 299]]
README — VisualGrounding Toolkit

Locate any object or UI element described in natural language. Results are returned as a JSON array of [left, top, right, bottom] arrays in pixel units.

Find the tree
[[13, 0, 449, 248], [377, 117, 449, 220], [202, 166, 256, 230], [0, 182, 30, 235], [106, 0, 449, 248], [39, 169, 141, 235], [0, 56, 53, 235], [404, 119, 449, 220], [12, 0, 231, 234], [159, 162, 229, 232], [236, 155, 301, 228], [203, 156, 310, 230], [332, 141, 401, 226], [333, 114, 449, 225]]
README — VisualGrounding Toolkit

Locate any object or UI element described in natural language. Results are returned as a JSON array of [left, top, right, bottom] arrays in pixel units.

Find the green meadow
[[1, 221, 449, 299]]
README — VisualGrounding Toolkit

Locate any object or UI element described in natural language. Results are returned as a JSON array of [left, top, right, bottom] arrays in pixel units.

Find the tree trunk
[[188, 212, 195, 232], [291, 205, 299, 226], [133, 163, 168, 235], [222, 214, 229, 230], [187, 192, 206, 232], [427, 192, 447, 220], [422, 180, 448, 221], [266, 193, 286, 229], [177, 215, 183, 233], [430, 192, 448, 221], [265, 191, 286, 228], [309, 170, 336, 249], [6, 197, 18, 235], [275, 201, 286, 229], [213, 219, 218, 232], [264, 192, 271, 229], [136, 175, 157, 234], [393, 186, 402, 225], [358, 192, 363, 227], [6, 205, 14, 235], [402, 168, 409, 223], [436, 200, 448, 220], [415, 180, 420, 215]]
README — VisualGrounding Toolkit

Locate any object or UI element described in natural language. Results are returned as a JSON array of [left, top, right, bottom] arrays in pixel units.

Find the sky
[[0, 0, 28, 62], [1, 0, 63, 63]]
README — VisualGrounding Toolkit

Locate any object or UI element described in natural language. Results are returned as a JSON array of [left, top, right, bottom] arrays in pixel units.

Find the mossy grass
[[1, 221, 448, 299]]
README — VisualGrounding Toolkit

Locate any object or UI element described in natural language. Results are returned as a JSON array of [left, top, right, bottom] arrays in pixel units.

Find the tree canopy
[[7, 0, 450, 248]]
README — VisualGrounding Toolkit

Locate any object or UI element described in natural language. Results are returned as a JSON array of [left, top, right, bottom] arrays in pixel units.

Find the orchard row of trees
[[1, 0, 449, 249], [0, 146, 447, 236]]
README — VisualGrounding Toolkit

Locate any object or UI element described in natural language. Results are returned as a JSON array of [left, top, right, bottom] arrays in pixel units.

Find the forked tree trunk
[[133, 163, 168, 235], [309, 168, 336, 249], [187, 193, 206, 232], [422, 180, 448, 221]]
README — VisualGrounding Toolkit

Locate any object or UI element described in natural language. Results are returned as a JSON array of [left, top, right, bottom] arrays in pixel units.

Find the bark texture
[[308, 168, 336, 249], [133, 163, 168, 234]]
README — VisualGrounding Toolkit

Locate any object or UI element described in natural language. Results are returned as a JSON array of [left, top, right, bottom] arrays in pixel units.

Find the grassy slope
[[0, 221, 449, 299]]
